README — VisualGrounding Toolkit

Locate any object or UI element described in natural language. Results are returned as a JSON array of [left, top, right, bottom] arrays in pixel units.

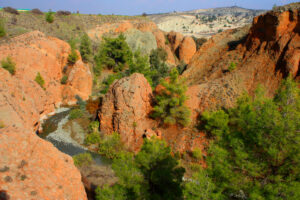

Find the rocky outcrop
[[179, 36, 197, 64], [0, 31, 92, 131], [124, 29, 157, 55], [0, 127, 87, 200], [183, 4, 300, 120], [0, 31, 91, 199], [99, 73, 158, 152]]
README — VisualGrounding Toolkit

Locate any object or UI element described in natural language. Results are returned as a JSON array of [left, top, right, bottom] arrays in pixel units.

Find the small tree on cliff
[[79, 33, 92, 63], [152, 68, 191, 127]]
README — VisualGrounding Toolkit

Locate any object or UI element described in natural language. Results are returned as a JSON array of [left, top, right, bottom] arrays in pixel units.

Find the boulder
[[178, 36, 196, 64], [99, 73, 157, 152], [0, 127, 87, 200]]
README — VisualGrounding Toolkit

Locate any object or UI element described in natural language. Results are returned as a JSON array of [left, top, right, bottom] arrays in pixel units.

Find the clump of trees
[[96, 138, 185, 200], [152, 68, 191, 127], [198, 77, 300, 199], [94, 34, 132, 73], [1, 57, 16, 75], [31, 8, 43, 15], [73, 153, 93, 167]]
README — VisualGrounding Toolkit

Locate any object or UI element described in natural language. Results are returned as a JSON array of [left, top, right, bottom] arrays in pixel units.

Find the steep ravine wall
[[0, 31, 92, 199]]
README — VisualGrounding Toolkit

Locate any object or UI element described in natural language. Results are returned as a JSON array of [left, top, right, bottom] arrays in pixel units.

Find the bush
[[191, 148, 202, 160], [1, 57, 16, 75], [79, 33, 92, 63], [31, 8, 43, 15], [0, 120, 5, 129], [67, 39, 79, 65], [3, 7, 19, 15], [34, 72, 45, 89], [56, 10, 71, 16], [85, 132, 101, 145], [152, 68, 191, 126], [73, 153, 93, 167], [94, 34, 132, 73], [192, 37, 207, 50], [60, 75, 68, 84], [176, 61, 187, 75], [98, 132, 122, 159], [228, 62, 236, 71], [75, 95, 86, 111], [88, 121, 100, 133], [69, 108, 83, 120], [0, 20, 6, 37], [45, 11, 54, 23], [100, 73, 123, 94]]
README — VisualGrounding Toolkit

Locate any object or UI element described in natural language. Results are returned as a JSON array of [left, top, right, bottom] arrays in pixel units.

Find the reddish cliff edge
[[0, 31, 91, 199]]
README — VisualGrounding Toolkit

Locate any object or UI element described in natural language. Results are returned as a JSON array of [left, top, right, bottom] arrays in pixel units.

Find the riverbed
[[39, 108, 110, 165]]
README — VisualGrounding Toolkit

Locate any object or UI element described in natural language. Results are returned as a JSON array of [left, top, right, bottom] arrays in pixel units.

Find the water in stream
[[39, 108, 110, 165]]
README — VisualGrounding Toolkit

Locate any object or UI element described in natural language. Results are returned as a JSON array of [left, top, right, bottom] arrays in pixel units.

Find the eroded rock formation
[[0, 31, 91, 199], [0, 31, 92, 131], [99, 73, 158, 152]]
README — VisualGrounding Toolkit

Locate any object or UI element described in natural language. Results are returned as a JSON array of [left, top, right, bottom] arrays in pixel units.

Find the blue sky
[[0, 0, 298, 15]]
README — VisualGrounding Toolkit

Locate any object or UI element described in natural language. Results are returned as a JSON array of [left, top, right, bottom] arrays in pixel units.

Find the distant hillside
[[148, 6, 266, 38]]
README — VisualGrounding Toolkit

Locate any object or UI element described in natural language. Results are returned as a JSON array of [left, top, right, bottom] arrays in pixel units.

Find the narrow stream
[[39, 108, 110, 166]]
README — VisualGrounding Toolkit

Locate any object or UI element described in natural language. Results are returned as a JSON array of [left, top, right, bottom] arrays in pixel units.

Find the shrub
[[0, 20, 6, 37], [190, 163, 202, 171], [73, 153, 93, 167], [88, 121, 100, 133], [0, 120, 5, 129], [228, 62, 236, 71], [94, 34, 132, 73], [34, 72, 45, 89], [3, 7, 19, 15], [98, 132, 122, 159], [56, 10, 71, 16], [31, 8, 43, 15], [79, 33, 92, 63], [165, 35, 170, 45], [45, 11, 54, 23], [192, 37, 207, 50], [60, 75, 68, 84], [191, 148, 202, 160], [1, 57, 16, 75], [75, 95, 86, 111], [176, 61, 187, 75], [67, 39, 79, 65], [85, 132, 101, 145], [152, 68, 191, 126], [100, 73, 123, 94], [69, 108, 83, 120]]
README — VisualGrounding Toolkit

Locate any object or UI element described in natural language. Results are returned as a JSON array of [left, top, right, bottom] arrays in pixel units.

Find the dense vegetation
[[199, 77, 300, 199], [68, 39, 79, 65], [96, 138, 185, 200], [152, 68, 191, 126], [0, 19, 6, 37], [93, 77, 299, 200], [79, 33, 92, 63]]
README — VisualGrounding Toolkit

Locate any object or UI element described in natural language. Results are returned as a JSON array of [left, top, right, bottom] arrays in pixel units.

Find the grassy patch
[[69, 108, 84, 120], [34, 72, 45, 89], [1, 57, 16, 75]]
